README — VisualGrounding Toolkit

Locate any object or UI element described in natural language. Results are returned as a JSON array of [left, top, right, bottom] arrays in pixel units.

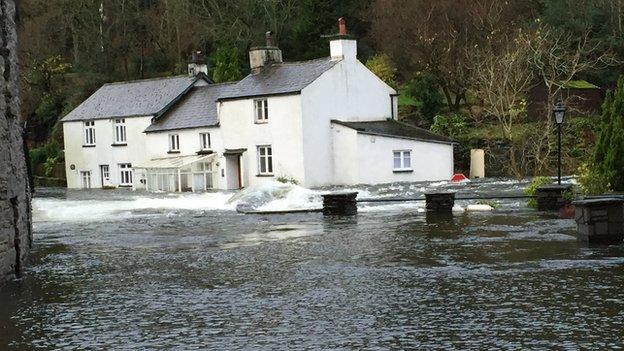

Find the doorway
[[100, 165, 111, 187], [225, 154, 243, 189]]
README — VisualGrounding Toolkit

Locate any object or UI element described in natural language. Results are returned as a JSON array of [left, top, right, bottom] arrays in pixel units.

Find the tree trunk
[[1, 0, 31, 285]]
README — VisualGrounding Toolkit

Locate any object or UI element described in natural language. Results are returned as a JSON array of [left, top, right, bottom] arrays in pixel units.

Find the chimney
[[329, 18, 357, 61], [249, 31, 283, 74], [188, 51, 208, 77]]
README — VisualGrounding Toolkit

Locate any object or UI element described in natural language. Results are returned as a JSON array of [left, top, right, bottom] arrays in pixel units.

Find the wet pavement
[[1, 179, 623, 350]]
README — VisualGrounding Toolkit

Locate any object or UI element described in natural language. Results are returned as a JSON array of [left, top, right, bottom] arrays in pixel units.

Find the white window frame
[[114, 118, 127, 144], [84, 121, 96, 145], [119, 163, 133, 186], [80, 171, 91, 189], [169, 134, 180, 152], [254, 99, 268, 123], [257, 145, 273, 175], [393, 150, 412, 171], [199, 132, 211, 150]]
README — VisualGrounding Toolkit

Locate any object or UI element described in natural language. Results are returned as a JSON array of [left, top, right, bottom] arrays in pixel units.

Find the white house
[[61, 19, 455, 191]]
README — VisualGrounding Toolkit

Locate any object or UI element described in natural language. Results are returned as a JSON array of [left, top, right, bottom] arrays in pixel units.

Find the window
[[393, 150, 412, 171], [114, 118, 126, 144], [80, 171, 91, 189], [254, 99, 268, 123], [84, 121, 96, 145], [199, 132, 211, 150], [169, 134, 180, 152], [119, 163, 133, 186], [257, 145, 273, 175]]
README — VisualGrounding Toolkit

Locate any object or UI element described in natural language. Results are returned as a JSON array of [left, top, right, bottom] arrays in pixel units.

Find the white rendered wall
[[301, 59, 397, 187], [330, 123, 359, 185], [63, 116, 152, 189], [356, 133, 454, 184], [218, 94, 305, 188]]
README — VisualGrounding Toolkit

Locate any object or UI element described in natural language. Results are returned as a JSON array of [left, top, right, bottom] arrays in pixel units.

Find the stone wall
[[1, 0, 31, 285]]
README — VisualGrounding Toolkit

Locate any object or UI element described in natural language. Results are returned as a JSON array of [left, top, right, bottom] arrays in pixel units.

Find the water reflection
[[1, 181, 624, 349]]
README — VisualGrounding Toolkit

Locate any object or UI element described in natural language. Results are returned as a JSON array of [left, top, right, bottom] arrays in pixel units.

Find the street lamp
[[553, 102, 567, 185]]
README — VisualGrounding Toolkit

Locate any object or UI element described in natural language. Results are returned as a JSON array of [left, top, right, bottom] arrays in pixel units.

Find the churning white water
[[32, 177, 544, 222]]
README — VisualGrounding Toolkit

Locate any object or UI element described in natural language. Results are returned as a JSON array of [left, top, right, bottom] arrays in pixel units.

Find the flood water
[[1, 179, 624, 350]]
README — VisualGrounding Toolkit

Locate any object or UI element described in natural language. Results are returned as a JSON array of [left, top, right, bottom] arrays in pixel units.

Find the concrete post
[[573, 198, 624, 245], [469, 149, 485, 179], [322, 192, 358, 216], [425, 192, 455, 212]]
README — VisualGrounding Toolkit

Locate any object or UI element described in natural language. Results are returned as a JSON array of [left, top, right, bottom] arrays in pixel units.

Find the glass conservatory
[[134, 154, 217, 192]]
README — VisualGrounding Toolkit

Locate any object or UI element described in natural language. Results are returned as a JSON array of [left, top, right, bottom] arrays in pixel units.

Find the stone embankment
[[1, 0, 31, 285]]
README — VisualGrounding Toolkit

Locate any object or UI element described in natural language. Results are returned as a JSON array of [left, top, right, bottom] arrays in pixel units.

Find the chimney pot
[[266, 31, 274, 47], [338, 17, 347, 36]]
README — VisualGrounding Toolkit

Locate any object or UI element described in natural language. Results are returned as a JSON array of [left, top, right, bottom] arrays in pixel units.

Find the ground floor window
[[80, 171, 91, 189], [119, 163, 133, 186], [257, 145, 273, 175], [144, 162, 216, 192], [393, 150, 412, 171]]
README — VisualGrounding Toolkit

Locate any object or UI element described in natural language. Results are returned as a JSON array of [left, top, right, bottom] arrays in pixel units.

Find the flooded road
[[1, 179, 624, 350]]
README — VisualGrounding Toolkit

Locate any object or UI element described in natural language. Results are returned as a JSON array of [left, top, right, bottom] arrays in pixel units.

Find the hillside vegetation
[[19, 0, 624, 181]]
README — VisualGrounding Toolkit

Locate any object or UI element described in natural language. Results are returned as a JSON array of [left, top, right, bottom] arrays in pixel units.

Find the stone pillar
[[425, 192, 455, 212], [1, 0, 30, 285], [573, 198, 624, 245], [536, 184, 572, 211], [322, 192, 358, 216]]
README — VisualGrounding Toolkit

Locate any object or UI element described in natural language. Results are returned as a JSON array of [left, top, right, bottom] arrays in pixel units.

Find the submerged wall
[[1, 0, 31, 284]]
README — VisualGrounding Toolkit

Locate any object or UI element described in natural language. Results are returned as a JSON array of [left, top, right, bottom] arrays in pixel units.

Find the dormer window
[[199, 132, 211, 150], [254, 99, 268, 123], [169, 134, 180, 152], [84, 121, 95, 146]]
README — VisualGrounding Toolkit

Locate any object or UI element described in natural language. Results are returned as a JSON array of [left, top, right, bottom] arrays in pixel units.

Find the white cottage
[[61, 19, 455, 191]]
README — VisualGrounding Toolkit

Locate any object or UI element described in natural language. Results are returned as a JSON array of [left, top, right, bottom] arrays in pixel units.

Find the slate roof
[[145, 82, 239, 133], [331, 120, 456, 144], [61, 75, 204, 122], [218, 57, 339, 100]]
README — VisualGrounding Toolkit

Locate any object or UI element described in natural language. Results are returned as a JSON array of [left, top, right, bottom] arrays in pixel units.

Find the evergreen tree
[[211, 47, 243, 83], [593, 75, 624, 191]]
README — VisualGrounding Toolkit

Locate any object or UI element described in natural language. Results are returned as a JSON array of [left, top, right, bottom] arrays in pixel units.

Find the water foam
[[33, 192, 236, 222]]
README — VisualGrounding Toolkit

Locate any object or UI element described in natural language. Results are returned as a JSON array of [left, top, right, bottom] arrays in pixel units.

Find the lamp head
[[553, 102, 566, 124]]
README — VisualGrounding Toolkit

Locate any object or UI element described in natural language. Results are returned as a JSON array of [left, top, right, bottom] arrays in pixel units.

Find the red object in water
[[450, 173, 468, 182]]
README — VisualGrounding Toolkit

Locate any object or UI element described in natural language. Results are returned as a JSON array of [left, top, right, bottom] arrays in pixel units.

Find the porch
[[134, 154, 217, 192]]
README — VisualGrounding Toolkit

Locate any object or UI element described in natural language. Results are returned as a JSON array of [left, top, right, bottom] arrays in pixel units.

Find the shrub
[[43, 156, 59, 176], [276, 176, 299, 185], [430, 114, 466, 138], [365, 53, 397, 88], [403, 74, 443, 119], [524, 176, 552, 208], [577, 162, 612, 195]]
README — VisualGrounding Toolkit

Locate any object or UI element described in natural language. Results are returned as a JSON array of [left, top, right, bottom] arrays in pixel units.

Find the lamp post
[[553, 102, 567, 185]]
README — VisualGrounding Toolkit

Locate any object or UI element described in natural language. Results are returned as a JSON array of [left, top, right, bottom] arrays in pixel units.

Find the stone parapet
[[1, 0, 30, 285]]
